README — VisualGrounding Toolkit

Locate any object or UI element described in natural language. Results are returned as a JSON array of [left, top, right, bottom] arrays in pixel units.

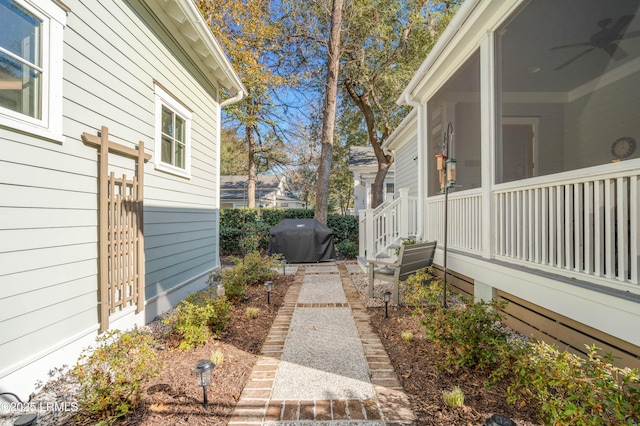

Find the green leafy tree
[[199, 0, 298, 206], [340, 0, 459, 208]]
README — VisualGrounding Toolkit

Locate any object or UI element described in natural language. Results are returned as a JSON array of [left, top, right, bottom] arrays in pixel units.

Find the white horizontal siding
[[394, 139, 419, 197], [1, 0, 222, 385]]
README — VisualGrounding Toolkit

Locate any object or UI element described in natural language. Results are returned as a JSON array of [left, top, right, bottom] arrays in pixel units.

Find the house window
[[427, 52, 481, 195], [386, 183, 394, 194], [154, 83, 192, 178], [496, 0, 640, 183], [0, 0, 66, 141]]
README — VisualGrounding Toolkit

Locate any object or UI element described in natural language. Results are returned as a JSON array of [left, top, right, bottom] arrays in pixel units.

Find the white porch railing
[[425, 188, 483, 253], [358, 188, 418, 260], [361, 164, 639, 289], [493, 169, 639, 286]]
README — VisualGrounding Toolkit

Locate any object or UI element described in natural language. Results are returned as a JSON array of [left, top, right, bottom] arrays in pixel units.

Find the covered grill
[[268, 218, 336, 263]]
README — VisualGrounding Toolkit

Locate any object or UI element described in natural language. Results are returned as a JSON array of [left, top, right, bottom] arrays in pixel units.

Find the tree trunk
[[246, 126, 257, 208], [314, 0, 343, 225], [344, 81, 393, 209]]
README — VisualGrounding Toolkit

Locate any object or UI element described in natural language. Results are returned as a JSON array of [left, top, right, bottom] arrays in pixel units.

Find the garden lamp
[[193, 360, 215, 410], [13, 414, 37, 426], [485, 414, 516, 426], [280, 258, 287, 275], [0, 392, 38, 426], [265, 281, 273, 304], [382, 290, 392, 318]]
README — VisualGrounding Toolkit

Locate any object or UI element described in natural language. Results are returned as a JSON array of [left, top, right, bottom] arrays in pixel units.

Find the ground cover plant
[[368, 267, 640, 425], [72, 329, 162, 424]]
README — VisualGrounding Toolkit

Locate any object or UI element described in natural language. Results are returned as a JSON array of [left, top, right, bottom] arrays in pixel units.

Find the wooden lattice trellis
[[82, 126, 151, 332]]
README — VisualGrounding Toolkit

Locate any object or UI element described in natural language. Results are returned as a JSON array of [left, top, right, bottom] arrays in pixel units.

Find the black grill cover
[[268, 219, 336, 263]]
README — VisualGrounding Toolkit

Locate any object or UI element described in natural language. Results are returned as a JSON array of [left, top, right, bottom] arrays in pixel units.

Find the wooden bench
[[368, 240, 437, 305]]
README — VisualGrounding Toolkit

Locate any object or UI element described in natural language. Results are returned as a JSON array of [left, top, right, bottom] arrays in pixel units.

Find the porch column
[[399, 188, 409, 239], [480, 32, 496, 259], [365, 208, 375, 261]]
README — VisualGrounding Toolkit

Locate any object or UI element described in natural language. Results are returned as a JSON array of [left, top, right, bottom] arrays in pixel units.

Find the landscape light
[[265, 281, 273, 304], [382, 290, 392, 318], [193, 360, 215, 410]]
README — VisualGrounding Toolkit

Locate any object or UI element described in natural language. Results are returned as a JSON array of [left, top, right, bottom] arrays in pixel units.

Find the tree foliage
[[198, 0, 299, 205], [339, 0, 459, 208]]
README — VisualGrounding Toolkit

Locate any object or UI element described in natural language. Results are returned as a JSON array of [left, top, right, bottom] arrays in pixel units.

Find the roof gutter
[[179, 0, 246, 96], [398, 0, 480, 104], [221, 90, 245, 107]]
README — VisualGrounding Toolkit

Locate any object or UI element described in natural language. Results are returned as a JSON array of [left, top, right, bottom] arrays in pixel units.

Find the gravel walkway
[[229, 261, 415, 425]]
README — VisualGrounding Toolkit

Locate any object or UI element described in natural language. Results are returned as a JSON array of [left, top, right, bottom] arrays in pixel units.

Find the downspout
[[215, 90, 244, 267], [221, 90, 245, 107], [404, 93, 425, 241]]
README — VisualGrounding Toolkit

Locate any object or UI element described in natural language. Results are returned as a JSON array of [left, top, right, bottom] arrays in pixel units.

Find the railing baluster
[[574, 183, 583, 272], [631, 176, 639, 284], [584, 181, 593, 275], [594, 180, 604, 276], [604, 179, 615, 279], [617, 177, 628, 282]]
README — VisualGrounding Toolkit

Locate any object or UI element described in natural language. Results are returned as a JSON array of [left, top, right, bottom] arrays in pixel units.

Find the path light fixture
[[0, 392, 38, 426], [485, 414, 516, 426], [193, 360, 215, 410], [13, 414, 37, 426], [280, 258, 287, 275], [265, 281, 273, 304], [382, 290, 392, 318]]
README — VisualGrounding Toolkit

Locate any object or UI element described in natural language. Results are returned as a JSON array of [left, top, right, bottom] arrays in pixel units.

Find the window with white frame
[[0, 0, 65, 141], [154, 83, 192, 178]]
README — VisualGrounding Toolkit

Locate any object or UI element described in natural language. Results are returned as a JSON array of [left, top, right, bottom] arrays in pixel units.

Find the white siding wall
[[0, 0, 222, 397], [394, 138, 418, 197]]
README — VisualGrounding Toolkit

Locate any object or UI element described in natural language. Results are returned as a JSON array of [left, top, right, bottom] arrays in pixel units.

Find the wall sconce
[[265, 281, 273, 304], [382, 290, 392, 318], [193, 360, 215, 410]]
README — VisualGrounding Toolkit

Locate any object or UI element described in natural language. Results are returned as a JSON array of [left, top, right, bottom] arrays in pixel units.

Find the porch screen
[[427, 52, 481, 196], [496, 0, 640, 184]]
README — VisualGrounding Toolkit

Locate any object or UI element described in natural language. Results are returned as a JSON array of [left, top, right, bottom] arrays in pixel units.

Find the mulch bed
[[35, 260, 542, 425], [106, 274, 293, 426], [368, 304, 541, 426]]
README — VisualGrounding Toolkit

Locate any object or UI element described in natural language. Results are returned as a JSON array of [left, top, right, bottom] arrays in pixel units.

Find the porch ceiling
[[502, 0, 640, 93]]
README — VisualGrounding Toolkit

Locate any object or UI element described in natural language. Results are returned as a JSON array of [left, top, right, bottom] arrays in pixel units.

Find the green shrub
[[216, 252, 280, 303], [395, 237, 416, 256], [164, 293, 232, 350], [336, 239, 358, 258], [220, 227, 243, 253], [327, 214, 359, 244], [240, 220, 271, 252], [403, 269, 511, 371], [507, 341, 640, 425], [219, 208, 358, 255], [72, 329, 161, 423]]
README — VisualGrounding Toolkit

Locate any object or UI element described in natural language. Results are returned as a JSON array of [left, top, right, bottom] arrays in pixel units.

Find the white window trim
[[0, 0, 66, 143], [153, 83, 192, 179]]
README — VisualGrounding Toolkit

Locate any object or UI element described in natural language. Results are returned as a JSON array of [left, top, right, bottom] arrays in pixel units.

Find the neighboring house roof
[[220, 175, 283, 201], [348, 146, 395, 172], [142, 0, 246, 96]]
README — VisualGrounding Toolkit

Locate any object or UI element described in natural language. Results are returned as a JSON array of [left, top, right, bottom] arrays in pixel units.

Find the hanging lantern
[[446, 157, 457, 187]]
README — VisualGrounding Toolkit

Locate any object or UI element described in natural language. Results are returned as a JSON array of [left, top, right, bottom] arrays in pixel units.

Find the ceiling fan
[[551, 14, 640, 70]]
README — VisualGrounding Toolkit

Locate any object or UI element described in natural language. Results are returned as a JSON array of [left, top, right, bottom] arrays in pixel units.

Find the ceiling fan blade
[[611, 15, 634, 33], [621, 29, 640, 40], [554, 47, 595, 70], [550, 42, 590, 51], [604, 43, 628, 61]]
